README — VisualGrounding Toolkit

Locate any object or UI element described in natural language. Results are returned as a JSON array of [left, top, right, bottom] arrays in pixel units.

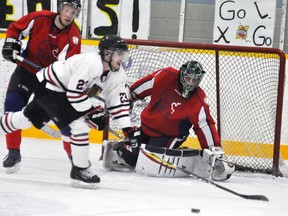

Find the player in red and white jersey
[[5, 7, 81, 73], [0, 35, 138, 188], [103, 61, 235, 181], [131, 65, 220, 150], [1, 0, 81, 173]]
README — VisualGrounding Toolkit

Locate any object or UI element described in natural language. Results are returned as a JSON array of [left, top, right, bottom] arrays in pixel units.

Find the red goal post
[[104, 39, 286, 176]]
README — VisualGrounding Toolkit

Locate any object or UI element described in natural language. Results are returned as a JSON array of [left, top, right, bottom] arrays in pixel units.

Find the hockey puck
[[191, 208, 200, 213]]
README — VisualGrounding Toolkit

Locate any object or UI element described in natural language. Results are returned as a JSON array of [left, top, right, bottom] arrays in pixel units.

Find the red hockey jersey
[[6, 10, 81, 73], [130, 67, 221, 149]]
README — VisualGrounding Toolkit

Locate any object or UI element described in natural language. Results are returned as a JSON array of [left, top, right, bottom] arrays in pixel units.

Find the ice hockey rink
[[0, 135, 287, 216]]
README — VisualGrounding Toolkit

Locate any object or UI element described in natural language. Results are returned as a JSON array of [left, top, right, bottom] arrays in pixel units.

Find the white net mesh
[[107, 42, 285, 175]]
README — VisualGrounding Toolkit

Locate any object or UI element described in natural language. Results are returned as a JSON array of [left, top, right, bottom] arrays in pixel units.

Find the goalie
[[103, 60, 235, 181]]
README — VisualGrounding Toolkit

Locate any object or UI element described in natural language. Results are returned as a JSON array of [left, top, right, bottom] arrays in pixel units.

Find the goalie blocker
[[102, 141, 235, 181]]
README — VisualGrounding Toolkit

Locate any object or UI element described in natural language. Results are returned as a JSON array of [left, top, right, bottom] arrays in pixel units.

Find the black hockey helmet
[[58, 0, 81, 17], [99, 35, 128, 59], [179, 61, 205, 98]]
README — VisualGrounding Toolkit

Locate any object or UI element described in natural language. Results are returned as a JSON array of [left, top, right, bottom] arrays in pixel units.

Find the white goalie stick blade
[[70, 179, 101, 189], [40, 125, 61, 138]]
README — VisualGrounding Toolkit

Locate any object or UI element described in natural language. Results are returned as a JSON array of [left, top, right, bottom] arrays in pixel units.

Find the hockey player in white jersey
[[0, 35, 138, 188]]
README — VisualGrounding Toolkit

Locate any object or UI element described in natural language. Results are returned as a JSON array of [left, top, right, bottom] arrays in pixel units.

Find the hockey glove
[[123, 126, 141, 149], [2, 38, 22, 63], [86, 84, 102, 98], [208, 146, 224, 167], [86, 106, 107, 130]]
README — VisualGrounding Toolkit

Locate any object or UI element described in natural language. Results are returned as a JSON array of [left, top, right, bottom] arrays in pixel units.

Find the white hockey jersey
[[36, 51, 132, 129]]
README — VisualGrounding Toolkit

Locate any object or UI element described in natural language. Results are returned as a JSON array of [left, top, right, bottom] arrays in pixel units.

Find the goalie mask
[[179, 61, 205, 98], [99, 35, 129, 71], [58, 0, 81, 18]]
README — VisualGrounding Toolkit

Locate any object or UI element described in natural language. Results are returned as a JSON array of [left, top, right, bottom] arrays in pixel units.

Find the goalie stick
[[104, 126, 268, 202], [137, 143, 268, 202], [177, 165, 269, 202]]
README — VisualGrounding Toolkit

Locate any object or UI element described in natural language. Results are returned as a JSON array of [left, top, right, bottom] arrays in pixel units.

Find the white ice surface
[[0, 135, 287, 216]]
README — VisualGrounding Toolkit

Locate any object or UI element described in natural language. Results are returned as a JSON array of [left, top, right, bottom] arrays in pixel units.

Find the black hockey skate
[[3, 149, 21, 174], [70, 165, 100, 189]]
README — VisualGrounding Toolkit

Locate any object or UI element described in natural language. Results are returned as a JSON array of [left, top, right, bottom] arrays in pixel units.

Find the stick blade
[[243, 194, 269, 202]]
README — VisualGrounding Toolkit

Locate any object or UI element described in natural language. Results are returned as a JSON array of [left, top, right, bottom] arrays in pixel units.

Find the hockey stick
[[41, 124, 61, 138], [16, 55, 42, 70], [107, 127, 126, 140], [142, 144, 268, 202], [177, 165, 269, 202]]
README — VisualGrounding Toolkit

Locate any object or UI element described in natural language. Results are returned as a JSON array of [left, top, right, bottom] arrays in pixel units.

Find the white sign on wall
[[89, 0, 150, 39], [0, 0, 23, 27], [0, 0, 150, 40], [213, 0, 277, 47], [119, 0, 150, 39]]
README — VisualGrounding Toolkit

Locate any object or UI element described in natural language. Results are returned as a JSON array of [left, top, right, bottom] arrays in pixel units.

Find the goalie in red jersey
[[103, 60, 235, 181], [1, 0, 81, 173]]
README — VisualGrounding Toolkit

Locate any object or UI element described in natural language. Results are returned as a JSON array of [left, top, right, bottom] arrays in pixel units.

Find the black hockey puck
[[191, 208, 200, 213]]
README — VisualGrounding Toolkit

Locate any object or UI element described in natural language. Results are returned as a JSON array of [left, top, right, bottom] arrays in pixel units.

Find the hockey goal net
[[104, 39, 286, 176]]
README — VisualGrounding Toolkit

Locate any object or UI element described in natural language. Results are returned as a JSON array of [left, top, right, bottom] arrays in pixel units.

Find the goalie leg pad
[[135, 145, 213, 178]]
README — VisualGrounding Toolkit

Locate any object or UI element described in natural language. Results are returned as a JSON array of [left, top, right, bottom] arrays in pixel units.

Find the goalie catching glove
[[2, 38, 22, 63], [207, 147, 235, 181], [86, 105, 107, 130]]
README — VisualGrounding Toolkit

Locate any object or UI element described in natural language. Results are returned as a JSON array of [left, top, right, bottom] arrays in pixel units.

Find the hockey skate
[[102, 140, 134, 172], [70, 165, 100, 189], [3, 149, 21, 174]]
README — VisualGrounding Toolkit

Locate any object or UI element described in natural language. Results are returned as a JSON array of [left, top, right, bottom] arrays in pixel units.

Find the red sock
[[63, 141, 71, 156]]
